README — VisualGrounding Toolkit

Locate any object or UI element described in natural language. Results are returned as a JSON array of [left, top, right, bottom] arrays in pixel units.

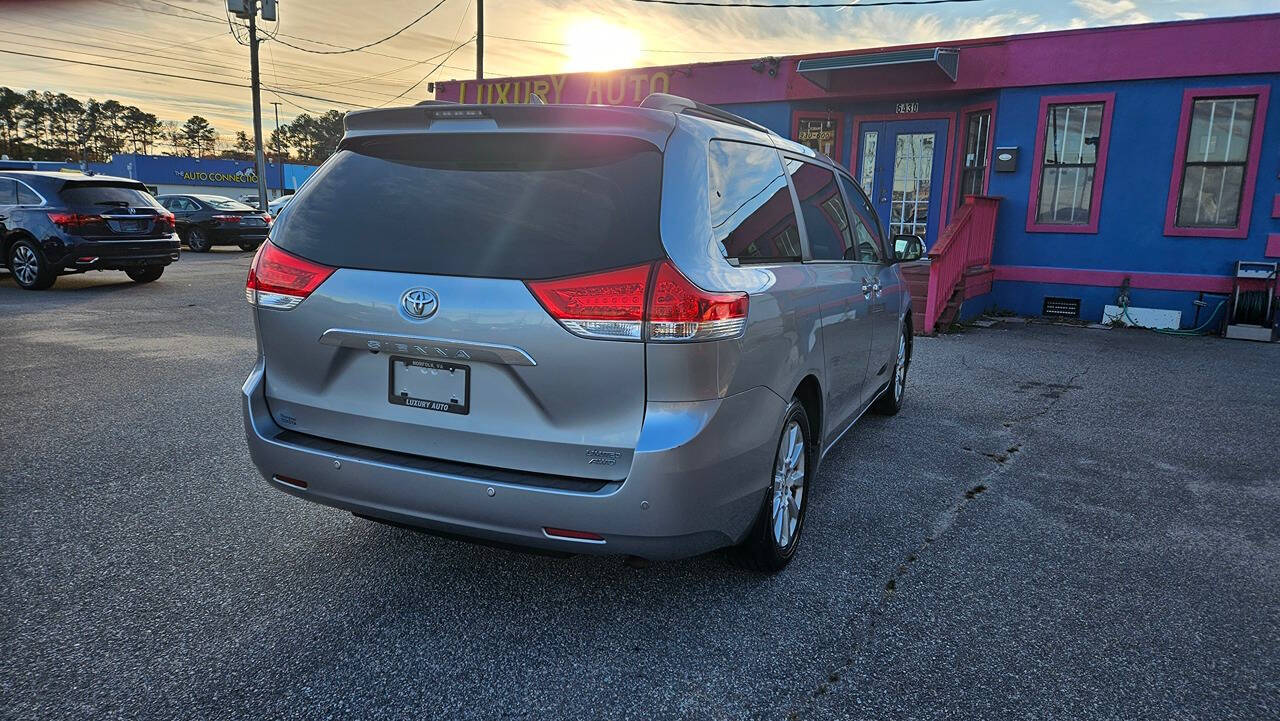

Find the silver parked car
[[242, 94, 915, 571]]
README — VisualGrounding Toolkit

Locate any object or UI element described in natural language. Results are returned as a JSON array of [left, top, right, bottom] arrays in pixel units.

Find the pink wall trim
[[790, 110, 846, 169], [851, 112, 956, 228], [1266, 234, 1280, 258], [1163, 86, 1271, 239], [433, 15, 1280, 108], [952, 100, 998, 216], [1025, 93, 1116, 235], [1273, 194, 1280, 219], [993, 265, 1234, 293]]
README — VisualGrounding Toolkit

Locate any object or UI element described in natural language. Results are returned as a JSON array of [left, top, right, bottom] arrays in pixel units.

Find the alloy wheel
[[12, 245, 39, 286], [771, 419, 806, 549]]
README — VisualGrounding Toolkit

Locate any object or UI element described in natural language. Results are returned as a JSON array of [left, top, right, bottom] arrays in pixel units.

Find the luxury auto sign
[[443, 70, 673, 106], [174, 169, 258, 185]]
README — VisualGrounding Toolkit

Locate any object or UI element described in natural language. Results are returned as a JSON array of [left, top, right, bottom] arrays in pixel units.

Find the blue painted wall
[[722, 74, 1280, 328], [84, 154, 319, 192]]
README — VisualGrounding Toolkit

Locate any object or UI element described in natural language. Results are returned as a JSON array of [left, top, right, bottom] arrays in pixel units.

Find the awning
[[796, 48, 959, 90]]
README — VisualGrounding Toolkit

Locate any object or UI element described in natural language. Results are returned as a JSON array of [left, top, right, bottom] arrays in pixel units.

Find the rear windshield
[[60, 182, 160, 210], [199, 196, 256, 210], [271, 134, 664, 279]]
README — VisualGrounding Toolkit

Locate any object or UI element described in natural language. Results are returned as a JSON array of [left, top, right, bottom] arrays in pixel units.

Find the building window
[[958, 110, 991, 207], [793, 113, 842, 160], [1026, 93, 1113, 234], [1037, 102, 1103, 224], [1164, 86, 1270, 238], [859, 131, 877, 191]]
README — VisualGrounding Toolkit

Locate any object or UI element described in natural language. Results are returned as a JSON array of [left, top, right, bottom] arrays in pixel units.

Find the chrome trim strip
[[318, 329, 537, 366]]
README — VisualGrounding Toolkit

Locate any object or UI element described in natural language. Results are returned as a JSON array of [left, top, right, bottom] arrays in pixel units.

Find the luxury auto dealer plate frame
[[387, 356, 470, 415]]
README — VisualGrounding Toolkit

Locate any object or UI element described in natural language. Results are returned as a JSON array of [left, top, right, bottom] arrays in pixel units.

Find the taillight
[[245, 241, 335, 310], [262, 213, 273, 224], [212, 214, 242, 224], [47, 212, 102, 232], [526, 260, 748, 342], [156, 209, 176, 233], [647, 260, 749, 341], [526, 263, 649, 340]]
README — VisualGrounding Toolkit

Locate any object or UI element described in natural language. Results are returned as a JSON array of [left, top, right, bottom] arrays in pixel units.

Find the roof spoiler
[[638, 92, 776, 136]]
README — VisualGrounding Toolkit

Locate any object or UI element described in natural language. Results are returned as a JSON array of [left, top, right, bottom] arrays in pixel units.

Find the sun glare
[[562, 19, 644, 73]]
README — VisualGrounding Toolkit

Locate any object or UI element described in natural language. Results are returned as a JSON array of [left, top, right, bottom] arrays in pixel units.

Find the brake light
[[47, 212, 102, 229], [526, 263, 649, 340], [245, 241, 335, 310], [526, 260, 748, 342], [156, 209, 176, 233], [212, 214, 242, 224], [647, 260, 749, 341]]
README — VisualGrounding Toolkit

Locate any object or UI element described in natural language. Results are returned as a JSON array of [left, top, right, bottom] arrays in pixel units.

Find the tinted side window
[[708, 140, 801, 264], [787, 160, 853, 261], [0, 179, 16, 205], [16, 182, 40, 205], [837, 175, 886, 264]]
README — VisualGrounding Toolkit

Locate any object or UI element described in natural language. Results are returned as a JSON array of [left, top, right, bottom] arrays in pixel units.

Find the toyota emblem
[[400, 288, 439, 320]]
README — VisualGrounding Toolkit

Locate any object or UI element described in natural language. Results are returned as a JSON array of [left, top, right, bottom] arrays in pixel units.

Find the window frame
[[955, 101, 996, 210], [1163, 85, 1270, 239], [791, 111, 845, 165], [1025, 92, 1115, 234]]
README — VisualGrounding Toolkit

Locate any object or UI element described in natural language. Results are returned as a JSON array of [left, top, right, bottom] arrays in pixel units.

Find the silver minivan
[[242, 94, 915, 571]]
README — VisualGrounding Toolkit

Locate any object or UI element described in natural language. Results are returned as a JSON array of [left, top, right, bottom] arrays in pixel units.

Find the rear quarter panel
[[648, 119, 824, 425]]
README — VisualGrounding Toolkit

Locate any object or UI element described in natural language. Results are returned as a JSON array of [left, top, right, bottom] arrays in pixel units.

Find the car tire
[[872, 318, 911, 416], [125, 265, 164, 283], [186, 227, 212, 252], [238, 240, 262, 252], [7, 239, 56, 290], [734, 398, 813, 573]]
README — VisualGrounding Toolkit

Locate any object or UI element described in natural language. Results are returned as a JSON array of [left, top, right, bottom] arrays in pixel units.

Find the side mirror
[[893, 234, 926, 262]]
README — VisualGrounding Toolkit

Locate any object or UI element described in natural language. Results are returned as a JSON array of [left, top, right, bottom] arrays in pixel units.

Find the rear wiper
[[94, 200, 131, 207]]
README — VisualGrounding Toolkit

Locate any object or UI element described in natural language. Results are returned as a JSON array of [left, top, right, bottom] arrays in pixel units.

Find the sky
[[0, 0, 1274, 143]]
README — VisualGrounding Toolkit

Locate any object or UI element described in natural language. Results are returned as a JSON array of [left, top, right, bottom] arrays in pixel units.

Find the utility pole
[[247, 0, 268, 209], [476, 0, 484, 80], [269, 101, 283, 196]]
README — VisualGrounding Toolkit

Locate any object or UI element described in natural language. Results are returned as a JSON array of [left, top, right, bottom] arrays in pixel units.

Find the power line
[[260, 0, 451, 54], [620, 0, 986, 6], [379, 37, 475, 107], [147, 0, 226, 22], [0, 48, 372, 108], [0, 31, 395, 106], [488, 33, 780, 55]]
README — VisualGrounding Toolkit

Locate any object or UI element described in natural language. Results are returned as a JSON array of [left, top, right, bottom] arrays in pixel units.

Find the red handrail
[[923, 195, 1000, 334]]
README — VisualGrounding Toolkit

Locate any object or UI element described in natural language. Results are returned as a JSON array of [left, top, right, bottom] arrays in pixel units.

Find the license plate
[[243, 218, 264, 226], [120, 220, 142, 232], [388, 357, 469, 414]]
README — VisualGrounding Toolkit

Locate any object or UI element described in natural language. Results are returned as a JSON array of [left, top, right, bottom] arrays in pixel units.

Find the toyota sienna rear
[[243, 95, 913, 571]]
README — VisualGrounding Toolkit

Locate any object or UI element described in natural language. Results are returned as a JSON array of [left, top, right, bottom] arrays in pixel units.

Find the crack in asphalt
[[785, 364, 1091, 720]]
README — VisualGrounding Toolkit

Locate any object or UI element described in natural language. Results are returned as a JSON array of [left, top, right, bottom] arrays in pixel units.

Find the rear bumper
[[242, 360, 786, 560], [55, 237, 180, 270], [209, 226, 269, 243]]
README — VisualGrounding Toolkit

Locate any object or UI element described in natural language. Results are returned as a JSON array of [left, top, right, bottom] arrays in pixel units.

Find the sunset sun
[[562, 19, 644, 72]]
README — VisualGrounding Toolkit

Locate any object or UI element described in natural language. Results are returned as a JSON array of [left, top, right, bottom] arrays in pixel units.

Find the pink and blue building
[[435, 13, 1280, 332]]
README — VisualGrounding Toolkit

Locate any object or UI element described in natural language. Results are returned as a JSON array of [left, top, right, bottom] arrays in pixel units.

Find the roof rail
[[638, 92, 776, 136]]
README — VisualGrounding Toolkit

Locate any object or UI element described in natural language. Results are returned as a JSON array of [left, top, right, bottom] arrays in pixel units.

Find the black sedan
[[157, 194, 272, 252]]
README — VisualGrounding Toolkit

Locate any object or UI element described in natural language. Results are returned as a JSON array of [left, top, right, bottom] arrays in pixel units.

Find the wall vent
[[1042, 296, 1081, 319]]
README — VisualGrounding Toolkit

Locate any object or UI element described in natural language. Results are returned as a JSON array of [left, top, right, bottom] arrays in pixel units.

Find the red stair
[[912, 196, 1000, 334]]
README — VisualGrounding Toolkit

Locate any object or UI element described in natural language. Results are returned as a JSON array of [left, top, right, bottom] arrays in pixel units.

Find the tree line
[[0, 87, 345, 166]]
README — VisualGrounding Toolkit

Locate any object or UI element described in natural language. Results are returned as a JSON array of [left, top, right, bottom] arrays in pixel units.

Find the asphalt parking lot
[[2, 253, 1277, 720]]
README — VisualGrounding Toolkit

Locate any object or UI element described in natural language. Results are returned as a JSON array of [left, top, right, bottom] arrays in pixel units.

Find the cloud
[[1071, 0, 1153, 24]]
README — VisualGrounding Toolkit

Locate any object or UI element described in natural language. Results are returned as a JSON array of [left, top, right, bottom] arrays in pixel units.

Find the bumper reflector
[[543, 527, 605, 543]]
